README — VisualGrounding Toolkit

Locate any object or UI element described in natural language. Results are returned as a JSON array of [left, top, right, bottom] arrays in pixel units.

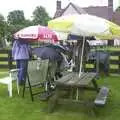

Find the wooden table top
[[55, 72, 97, 87]]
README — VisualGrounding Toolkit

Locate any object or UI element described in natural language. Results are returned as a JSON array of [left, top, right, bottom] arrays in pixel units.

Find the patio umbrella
[[48, 14, 120, 77], [14, 25, 58, 43], [48, 14, 120, 40], [32, 46, 63, 62], [45, 44, 66, 53]]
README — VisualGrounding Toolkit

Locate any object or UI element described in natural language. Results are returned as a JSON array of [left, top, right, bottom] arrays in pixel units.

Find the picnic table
[[47, 72, 101, 113]]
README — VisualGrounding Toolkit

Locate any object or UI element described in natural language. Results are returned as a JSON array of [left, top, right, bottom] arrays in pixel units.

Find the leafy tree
[[23, 19, 33, 27], [115, 6, 120, 12], [0, 14, 6, 43], [7, 10, 25, 25], [6, 20, 34, 42], [6, 10, 34, 42], [32, 6, 51, 26], [6, 24, 26, 42], [0, 14, 4, 21]]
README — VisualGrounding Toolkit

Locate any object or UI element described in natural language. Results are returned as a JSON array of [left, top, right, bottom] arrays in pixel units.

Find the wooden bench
[[94, 86, 109, 106]]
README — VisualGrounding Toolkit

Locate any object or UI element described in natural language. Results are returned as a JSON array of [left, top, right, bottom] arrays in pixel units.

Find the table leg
[[76, 88, 79, 100], [47, 88, 59, 113], [92, 79, 99, 92]]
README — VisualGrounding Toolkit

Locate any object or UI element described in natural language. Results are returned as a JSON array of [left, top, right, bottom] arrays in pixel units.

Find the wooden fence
[[0, 49, 120, 74], [109, 51, 120, 74], [0, 49, 13, 70], [84, 51, 120, 74]]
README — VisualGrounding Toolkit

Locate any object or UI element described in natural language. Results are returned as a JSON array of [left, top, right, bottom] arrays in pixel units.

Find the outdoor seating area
[[0, 17, 119, 117], [0, 0, 120, 119]]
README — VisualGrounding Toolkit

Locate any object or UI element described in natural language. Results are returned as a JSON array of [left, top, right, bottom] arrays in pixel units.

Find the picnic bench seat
[[94, 86, 109, 106]]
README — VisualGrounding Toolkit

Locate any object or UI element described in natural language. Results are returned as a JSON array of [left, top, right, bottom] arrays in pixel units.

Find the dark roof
[[82, 6, 113, 20]]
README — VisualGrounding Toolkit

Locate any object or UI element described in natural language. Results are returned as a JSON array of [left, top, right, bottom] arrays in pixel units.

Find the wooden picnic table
[[48, 72, 100, 113], [55, 72, 98, 88]]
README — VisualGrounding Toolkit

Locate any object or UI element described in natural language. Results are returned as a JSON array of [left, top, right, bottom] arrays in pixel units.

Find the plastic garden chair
[[0, 69, 20, 97]]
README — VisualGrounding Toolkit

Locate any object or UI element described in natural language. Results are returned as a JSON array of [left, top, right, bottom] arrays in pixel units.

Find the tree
[[23, 19, 33, 27], [0, 14, 4, 21], [6, 24, 25, 41], [32, 6, 51, 26], [0, 14, 6, 44], [7, 10, 25, 25], [115, 6, 120, 12], [6, 10, 34, 42]]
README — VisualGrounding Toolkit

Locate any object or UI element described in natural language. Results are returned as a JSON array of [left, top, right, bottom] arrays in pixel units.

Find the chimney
[[108, 0, 113, 10], [108, 0, 113, 21], [56, 0, 61, 10]]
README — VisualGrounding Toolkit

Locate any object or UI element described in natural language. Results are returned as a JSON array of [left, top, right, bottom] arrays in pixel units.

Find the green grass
[[0, 71, 120, 120]]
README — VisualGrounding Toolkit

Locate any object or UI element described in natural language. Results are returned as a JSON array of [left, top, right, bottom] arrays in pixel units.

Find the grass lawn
[[0, 71, 120, 120]]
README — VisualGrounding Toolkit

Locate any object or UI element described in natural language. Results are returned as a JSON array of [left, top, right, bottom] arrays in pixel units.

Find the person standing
[[12, 39, 32, 85]]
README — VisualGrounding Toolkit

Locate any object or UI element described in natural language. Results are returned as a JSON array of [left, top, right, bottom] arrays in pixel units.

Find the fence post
[[8, 50, 13, 70], [118, 56, 120, 74]]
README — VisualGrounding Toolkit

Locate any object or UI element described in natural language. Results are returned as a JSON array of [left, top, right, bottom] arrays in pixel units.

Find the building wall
[[62, 5, 78, 16], [114, 39, 120, 46]]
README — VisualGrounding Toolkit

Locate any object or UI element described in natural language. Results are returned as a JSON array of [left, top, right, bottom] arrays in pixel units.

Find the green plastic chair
[[23, 59, 49, 101]]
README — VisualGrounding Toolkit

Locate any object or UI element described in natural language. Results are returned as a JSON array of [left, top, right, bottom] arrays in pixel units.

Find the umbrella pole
[[78, 36, 85, 77], [76, 36, 85, 101]]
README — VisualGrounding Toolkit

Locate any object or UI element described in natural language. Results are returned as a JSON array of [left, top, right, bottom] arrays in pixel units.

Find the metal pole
[[79, 36, 85, 77]]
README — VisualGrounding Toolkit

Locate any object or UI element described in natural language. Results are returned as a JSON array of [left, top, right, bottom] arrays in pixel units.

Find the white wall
[[114, 39, 120, 46], [62, 5, 79, 16], [113, 0, 120, 11], [88, 40, 108, 46]]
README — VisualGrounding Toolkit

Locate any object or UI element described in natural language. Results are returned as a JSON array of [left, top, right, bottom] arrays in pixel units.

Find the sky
[[0, 0, 119, 20]]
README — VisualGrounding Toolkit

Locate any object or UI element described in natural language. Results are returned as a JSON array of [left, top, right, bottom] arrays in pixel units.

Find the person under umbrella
[[12, 39, 32, 85], [87, 51, 110, 76]]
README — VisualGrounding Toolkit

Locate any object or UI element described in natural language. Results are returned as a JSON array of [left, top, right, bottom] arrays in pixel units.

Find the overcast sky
[[0, 0, 119, 19]]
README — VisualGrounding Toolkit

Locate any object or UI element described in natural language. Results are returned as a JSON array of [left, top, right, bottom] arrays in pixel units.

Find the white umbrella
[[48, 14, 120, 39]]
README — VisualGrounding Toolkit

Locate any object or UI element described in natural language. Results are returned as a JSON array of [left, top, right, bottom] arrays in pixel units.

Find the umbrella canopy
[[45, 44, 66, 53], [54, 31, 96, 40], [48, 14, 120, 40], [14, 25, 58, 43], [32, 46, 63, 61]]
